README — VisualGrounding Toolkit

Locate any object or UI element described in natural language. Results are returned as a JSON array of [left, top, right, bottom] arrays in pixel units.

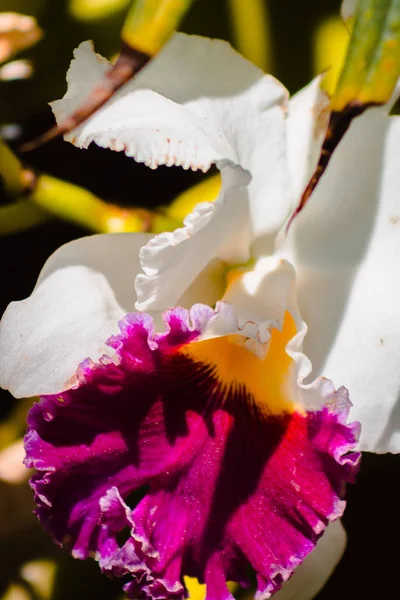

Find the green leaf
[[333, 0, 400, 110]]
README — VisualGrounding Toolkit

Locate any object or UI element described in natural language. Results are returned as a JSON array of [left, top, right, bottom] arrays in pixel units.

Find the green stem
[[29, 174, 147, 233], [0, 200, 49, 235], [0, 143, 181, 235], [29, 174, 180, 233], [332, 0, 400, 109], [0, 139, 24, 197]]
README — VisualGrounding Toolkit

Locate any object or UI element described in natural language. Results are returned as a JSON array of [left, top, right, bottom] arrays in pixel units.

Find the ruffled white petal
[[135, 166, 251, 311], [133, 76, 329, 313], [221, 256, 338, 411], [222, 256, 298, 340], [51, 34, 291, 239], [0, 233, 151, 398], [52, 36, 333, 317], [275, 520, 346, 600], [285, 106, 400, 452]]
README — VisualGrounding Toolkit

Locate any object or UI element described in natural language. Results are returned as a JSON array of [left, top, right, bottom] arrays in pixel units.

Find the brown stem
[[286, 100, 377, 232], [20, 43, 150, 153]]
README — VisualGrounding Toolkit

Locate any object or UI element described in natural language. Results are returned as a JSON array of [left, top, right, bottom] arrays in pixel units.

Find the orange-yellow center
[[180, 311, 299, 416]]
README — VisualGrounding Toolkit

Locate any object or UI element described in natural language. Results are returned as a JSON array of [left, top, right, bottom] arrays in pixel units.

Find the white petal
[[0, 233, 151, 398], [222, 256, 299, 339], [285, 107, 400, 452], [222, 256, 336, 410], [275, 520, 346, 600], [177, 258, 227, 309], [51, 34, 291, 238], [134, 75, 330, 313], [286, 76, 329, 204], [135, 166, 252, 311]]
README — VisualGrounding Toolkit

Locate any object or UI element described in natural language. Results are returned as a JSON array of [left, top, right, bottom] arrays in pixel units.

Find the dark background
[[0, 1, 399, 599]]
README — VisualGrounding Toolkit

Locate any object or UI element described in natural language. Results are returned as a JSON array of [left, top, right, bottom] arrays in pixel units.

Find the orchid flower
[[1, 31, 399, 599]]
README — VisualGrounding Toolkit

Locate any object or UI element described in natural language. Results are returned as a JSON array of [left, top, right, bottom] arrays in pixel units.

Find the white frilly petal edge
[[133, 69, 330, 313], [51, 34, 291, 313], [0, 233, 152, 398], [52, 35, 331, 316], [129, 260, 352, 418], [52, 33, 299, 236], [275, 520, 346, 600], [220, 256, 348, 410], [52, 33, 294, 252], [135, 165, 251, 311], [50, 34, 286, 175]]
